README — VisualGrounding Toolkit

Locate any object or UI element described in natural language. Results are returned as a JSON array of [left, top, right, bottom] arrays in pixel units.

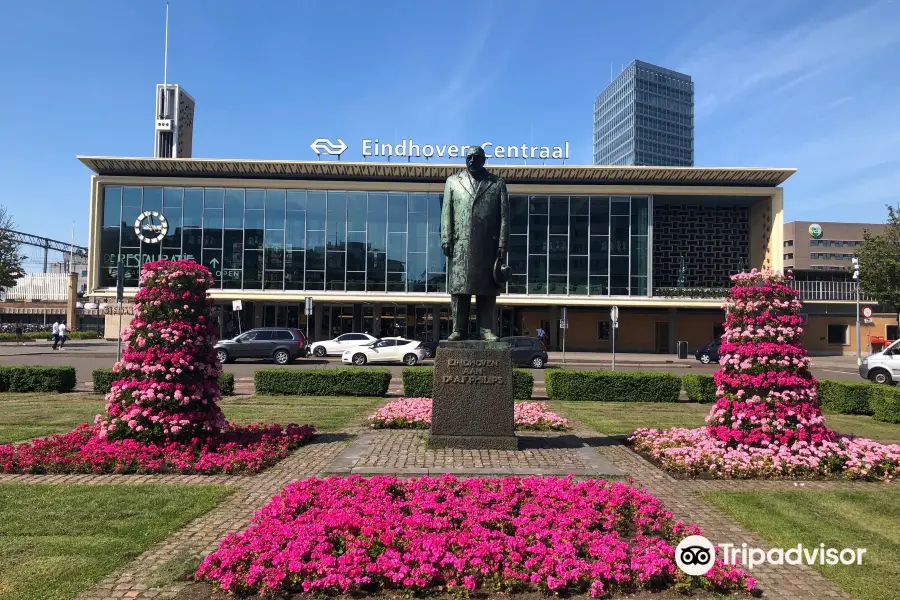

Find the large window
[[827, 324, 849, 345], [99, 186, 652, 296]]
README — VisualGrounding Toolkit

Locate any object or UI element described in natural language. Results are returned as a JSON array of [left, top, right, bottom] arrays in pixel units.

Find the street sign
[[559, 320, 568, 329], [863, 307, 873, 318], [304, 297, 314, 315], [865, 318, 873, 324], [610, 306, 619, 323], [232, 300, 242, 311]]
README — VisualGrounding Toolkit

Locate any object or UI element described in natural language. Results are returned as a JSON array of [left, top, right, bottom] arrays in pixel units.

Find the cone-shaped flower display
[[630, 269, 900, 479], [705, 269, 833, 447], [97, 260, 226, 442]]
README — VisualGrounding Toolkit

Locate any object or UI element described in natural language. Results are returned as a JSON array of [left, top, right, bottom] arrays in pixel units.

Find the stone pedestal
[[429, 341, 517, 450]]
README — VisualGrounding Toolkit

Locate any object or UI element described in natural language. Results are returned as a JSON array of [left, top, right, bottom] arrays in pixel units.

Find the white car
[[342, 337, 426, 366], [309, 333, 379, 357]]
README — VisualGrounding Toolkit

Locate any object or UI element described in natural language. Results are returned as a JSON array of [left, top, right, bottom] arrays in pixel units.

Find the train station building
[[81, 156, 802, 353]]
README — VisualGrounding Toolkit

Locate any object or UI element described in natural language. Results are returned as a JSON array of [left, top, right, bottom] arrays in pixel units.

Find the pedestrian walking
[[56, 321, 68, 350], [51, 320, 60, 349], [14, 322, 23, 345]]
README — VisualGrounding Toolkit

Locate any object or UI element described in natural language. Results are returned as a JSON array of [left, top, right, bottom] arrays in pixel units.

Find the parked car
[[413, 332, 439, 359], [859, 339, 900, 384], [500, 336, 549, 368], [694, 341, 721, 364], [342, 337, 426, 366], [215, 328, 306, 365], [309, 332, 379, 357]]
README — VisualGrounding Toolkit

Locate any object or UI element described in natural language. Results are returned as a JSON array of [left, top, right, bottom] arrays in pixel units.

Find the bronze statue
[[441, 146, 509, 341]]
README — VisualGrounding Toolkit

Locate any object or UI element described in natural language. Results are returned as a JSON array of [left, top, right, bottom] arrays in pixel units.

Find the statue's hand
[[442, 242, 453, 258]]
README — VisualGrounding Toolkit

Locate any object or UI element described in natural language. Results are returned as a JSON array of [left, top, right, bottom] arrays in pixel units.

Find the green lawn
[[553, 401, 900, 443], [0, 393, 104, 443], [220, 396, 382, 431], [0, 484, 232, 600], [0, 393, 381, 443], [703, 490, 900, 600]]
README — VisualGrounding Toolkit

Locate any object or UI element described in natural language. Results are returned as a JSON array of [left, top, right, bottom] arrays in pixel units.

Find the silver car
[[859, 339, 900, 384]]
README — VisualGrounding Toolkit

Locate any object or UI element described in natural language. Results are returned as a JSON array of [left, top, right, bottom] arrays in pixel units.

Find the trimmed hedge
[[402, 367, 432, 397], [401, 367, 534, 400], [218, 372, 235, 396], [255, 368, 391, 397], [0, 331, 99, 342], [817, 380, 874, 415], [512, 370, 534, 400], [0, 366, 76, 393], [682, 373, 717, 403], [870, 386, 900, 423], [546, 370, 681, 403], [92, 368, 236, 396]]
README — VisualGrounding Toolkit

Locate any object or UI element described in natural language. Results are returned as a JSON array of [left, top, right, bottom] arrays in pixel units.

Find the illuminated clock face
[[808, 223, 823, 239], [134, 211, 168, 243]]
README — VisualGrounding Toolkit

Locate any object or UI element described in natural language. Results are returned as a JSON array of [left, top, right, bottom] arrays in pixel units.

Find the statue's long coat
[[441, 170, 509, 296]]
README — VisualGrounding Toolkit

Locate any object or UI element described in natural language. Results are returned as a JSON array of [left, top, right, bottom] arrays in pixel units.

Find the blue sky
[[1, 0, 899, 244]]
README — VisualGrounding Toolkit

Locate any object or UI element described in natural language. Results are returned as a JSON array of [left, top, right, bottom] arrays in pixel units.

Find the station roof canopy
[[78, 156, 796, 187]]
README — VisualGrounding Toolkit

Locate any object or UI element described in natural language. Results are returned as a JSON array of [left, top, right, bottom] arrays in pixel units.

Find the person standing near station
[[14, 322, 23, 345], [54, 321, 67, 350], [51, 320, 60, 348]]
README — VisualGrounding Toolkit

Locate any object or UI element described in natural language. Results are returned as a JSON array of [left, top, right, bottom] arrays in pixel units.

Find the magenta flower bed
[[196, 476, 756, 597], [630, 427, 900, 480], [369, 398, 570, 431], [630, 269, 900, 480], [0, 422, 315, 475]]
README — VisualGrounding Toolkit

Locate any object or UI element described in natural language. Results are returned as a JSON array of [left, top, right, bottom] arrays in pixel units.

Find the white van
[[859, 339, 900, 385]]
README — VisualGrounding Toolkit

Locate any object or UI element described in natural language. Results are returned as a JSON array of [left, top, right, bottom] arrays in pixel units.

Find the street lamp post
[[853, 257, 861, 365]]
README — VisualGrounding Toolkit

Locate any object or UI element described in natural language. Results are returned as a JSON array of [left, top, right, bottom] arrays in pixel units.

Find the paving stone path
[[2, 417, 890, 599]]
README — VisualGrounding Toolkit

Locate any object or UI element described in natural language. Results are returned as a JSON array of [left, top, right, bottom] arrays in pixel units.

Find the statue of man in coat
[[441, 146, 509, 341]]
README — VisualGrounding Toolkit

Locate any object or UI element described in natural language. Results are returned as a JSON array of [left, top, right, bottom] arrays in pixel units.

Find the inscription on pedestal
[[429, 342, 517, 450]]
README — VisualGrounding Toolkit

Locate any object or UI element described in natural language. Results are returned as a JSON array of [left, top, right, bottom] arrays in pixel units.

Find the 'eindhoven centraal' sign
[[311, 138, 570, 161]]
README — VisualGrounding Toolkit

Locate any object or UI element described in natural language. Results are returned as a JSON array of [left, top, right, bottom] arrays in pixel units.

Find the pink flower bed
[[369, 398, 570, 431], [196, 475, 755, 597], [630, 427, 900, 480], [0, 422, 315, 475], [630, 269, 900, 480]]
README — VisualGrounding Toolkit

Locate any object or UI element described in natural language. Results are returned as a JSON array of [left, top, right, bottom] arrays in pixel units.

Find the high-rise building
[[154, 84, 195, 158], [593, 60, 694, 166]]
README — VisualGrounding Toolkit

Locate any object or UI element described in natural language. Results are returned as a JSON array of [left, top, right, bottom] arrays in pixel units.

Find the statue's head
[[465, 146, 486, 174]]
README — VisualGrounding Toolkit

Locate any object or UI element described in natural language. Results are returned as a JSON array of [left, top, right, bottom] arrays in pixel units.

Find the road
[[0, 341, 867, 392]]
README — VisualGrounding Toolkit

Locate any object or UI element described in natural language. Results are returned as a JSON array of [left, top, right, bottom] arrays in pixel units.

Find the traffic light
[[851, 256, 860, 280]]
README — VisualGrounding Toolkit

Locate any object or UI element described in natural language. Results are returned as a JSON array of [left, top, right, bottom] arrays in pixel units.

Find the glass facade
[[99, 185, 651, 296], [593, 60, 694, 167]]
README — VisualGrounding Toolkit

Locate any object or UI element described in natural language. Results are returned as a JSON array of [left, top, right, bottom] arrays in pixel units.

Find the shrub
[[870, 386, 900, 423], [817, 380, 874, 415], [402, 367, 432, 397], [402, 367, 533, 400], [682, 373, 717, 403], [255, 368, 391, 397], [219, 372, 235, 396], [546, 370, 681, 403], [0, 366, 76, 393], [94, 367, 235, 396], [92, 368, 118, 394], [0, 331, 100, 342]]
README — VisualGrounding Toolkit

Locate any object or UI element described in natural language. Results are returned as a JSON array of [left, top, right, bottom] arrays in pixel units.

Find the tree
[[0, 207, 26, 290], [858, 205, 900, 310]]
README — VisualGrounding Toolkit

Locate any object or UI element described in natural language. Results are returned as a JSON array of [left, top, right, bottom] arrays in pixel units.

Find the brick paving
[[324, 429, 623, 476], [2, 411, 892, 599]]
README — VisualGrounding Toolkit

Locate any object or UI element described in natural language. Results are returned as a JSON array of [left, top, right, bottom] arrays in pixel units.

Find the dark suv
[[215, 328, 307, 365], [500, 336, 549, 368]]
